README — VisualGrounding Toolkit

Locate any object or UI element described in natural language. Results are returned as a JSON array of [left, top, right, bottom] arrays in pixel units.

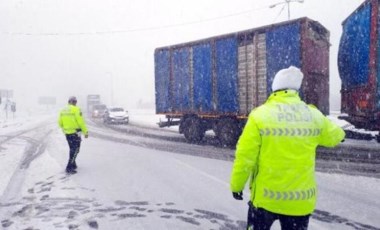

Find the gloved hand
[[232, 191, 243, 200]]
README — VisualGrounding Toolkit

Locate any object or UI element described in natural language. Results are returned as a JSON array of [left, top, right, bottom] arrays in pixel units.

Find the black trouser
[[247, 202, 310, 230], [65, 133, 81, 171]]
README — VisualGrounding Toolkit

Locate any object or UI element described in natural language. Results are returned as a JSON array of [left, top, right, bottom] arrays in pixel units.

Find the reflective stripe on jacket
[[58, 104, 88, 135], [230, 90, 345, 216]]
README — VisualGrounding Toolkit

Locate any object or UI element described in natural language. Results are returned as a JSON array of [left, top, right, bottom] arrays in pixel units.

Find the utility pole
[[269, 0, 304, 20], [106, 72, 114, 105]]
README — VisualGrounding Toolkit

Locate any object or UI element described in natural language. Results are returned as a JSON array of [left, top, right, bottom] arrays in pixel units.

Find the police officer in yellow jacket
[[230, 66, 345, 230], [58, 96, 89, 174]]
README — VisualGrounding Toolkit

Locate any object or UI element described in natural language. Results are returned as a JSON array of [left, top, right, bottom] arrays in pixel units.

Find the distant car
[[92, 104, 108, 118], [103, 107, 129, 124]]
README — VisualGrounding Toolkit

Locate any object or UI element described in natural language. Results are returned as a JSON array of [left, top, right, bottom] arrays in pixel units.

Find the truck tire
[[182, 117, 205, 143], [216, 118, 241, 147]]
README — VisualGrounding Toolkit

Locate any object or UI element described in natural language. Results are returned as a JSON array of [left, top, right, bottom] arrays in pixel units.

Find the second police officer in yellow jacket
[[58, 96, 89, 174], [230, 66, 345, 230]]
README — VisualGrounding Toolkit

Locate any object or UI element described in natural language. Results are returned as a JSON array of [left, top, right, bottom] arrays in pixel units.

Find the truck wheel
[[216, 118, 241, 147], [182, 117, 205, 143], [376, 133, 380, 143]]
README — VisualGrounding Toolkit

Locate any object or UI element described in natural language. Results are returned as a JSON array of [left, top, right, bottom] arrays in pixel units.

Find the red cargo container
[[338, 0, 380, 140]]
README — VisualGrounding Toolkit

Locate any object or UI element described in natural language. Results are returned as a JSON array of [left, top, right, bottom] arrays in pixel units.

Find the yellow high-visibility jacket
[[230, 90, 345, 216], [58, 104, 88, 135]]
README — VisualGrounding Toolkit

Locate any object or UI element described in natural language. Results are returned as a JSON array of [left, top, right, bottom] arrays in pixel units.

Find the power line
[[0, 5, 271, 36], [273, 3, 286, 23]]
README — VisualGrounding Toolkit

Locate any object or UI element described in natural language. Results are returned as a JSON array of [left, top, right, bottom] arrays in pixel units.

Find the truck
[[86, 94, 107, 118], [338, 0, 380, 142], [87, 95, 101, 114], [154, 17, 330, 146]]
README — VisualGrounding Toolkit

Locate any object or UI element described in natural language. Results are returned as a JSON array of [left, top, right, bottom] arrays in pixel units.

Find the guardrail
[[317, 142, 380, 164]]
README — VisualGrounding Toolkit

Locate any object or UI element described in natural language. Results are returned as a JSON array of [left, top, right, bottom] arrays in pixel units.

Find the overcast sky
[[0, 0, 364, 111]]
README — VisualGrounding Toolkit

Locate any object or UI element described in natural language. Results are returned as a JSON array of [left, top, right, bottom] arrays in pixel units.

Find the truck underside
[[338, 113, 380, 142], [159, 114, 246, 147]]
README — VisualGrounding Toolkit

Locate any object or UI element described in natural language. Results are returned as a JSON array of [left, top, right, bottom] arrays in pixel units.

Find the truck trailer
[[86, 94, 102, 116], [338, 0, 380, 142], [155, 17, 330, 146]]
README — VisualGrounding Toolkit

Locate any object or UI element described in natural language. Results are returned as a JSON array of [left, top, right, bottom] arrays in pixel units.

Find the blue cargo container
[[338, 0, 380, 140], [155, 17, 330, 146]]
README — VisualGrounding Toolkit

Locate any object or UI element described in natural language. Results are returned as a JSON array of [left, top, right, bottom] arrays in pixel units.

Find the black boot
[[66, 165, 77, 174], [66, 168, 77, 174]]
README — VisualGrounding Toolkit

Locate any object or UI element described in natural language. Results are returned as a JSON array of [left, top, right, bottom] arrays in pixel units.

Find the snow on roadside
[[128, 109, 379, 137], [0, 111, 56, 133], [329, 111, 378, 136], [127, 109, 164, 128], [127, 109, 180, 134]]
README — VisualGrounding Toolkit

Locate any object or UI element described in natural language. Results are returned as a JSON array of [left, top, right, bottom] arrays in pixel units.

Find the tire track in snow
[[0, 122, 55, 203]]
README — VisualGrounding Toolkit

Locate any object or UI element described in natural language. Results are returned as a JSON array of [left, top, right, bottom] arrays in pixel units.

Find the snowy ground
[[0, 109, 379, 229]]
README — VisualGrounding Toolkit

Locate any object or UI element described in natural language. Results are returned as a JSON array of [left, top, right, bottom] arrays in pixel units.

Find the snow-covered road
[[0, 112, 379, 229]]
